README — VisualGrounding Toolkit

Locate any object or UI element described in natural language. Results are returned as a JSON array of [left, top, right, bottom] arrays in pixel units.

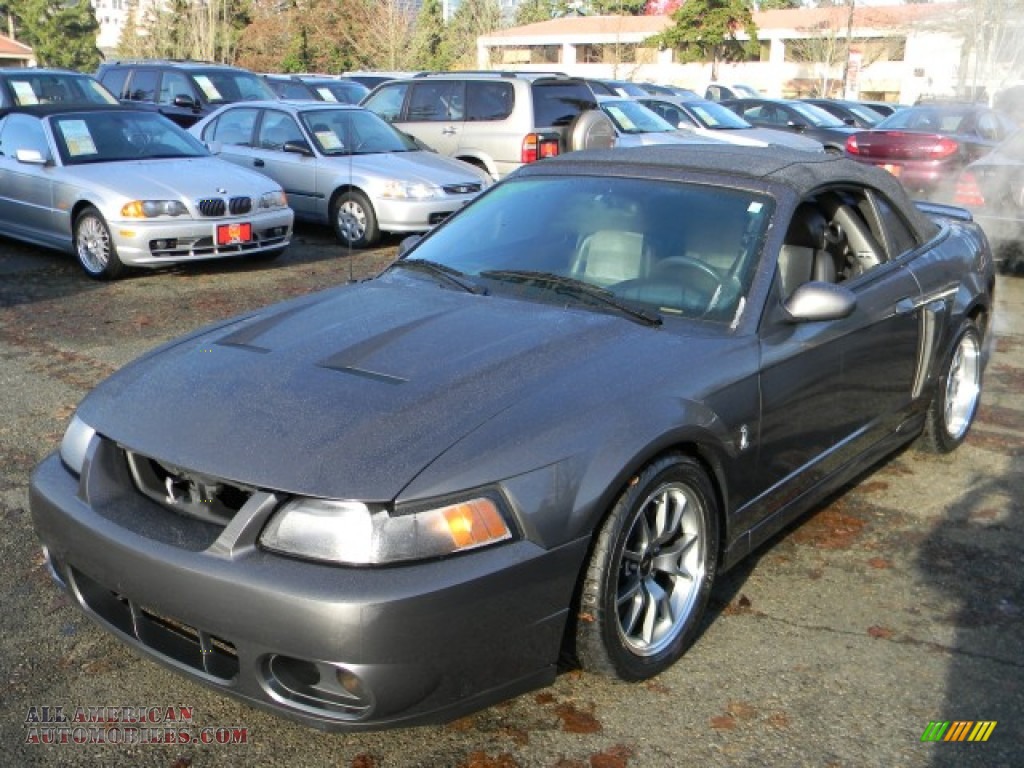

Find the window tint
[[98, 69, 130, 100], [126, 69, 159, 102], [531, 82, 596, 127], [466, 81, 514, 121], [408, 81, 464, 121], [363, 82, 409, 122], [209, 107, 258, 146], [159, 71, 195, 106]]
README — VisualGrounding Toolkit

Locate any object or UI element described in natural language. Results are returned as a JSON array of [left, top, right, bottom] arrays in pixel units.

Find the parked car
[[96, 60, 278, 128], [0, 106, 292, 278], [0, 67, 119, 109], [360, 71, 615, 180], [801, 98, 885, 127], [585, 78, 650, 99], [705, 83, 761, 101], [597, 96, 722, 147], [721, 97, 860, 153], [637, 83, 700, 100], [191, 102, 491, 247], [343, 71, 423, 90], [954, 128, 1024, 269], [845, 102, 1018, 202], [855, 100, 906, 118], [30, 144, 993, 730], [264, 74, 368, 105], [640, 96, 824, 151]]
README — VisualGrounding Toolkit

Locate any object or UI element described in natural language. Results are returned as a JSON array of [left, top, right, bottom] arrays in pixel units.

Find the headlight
[[379, 180, 437, 200], [121, 200, 189, 218], [259, 190, 288, 209], [60, 414, 96, 475], [260, 494, 513, 565]]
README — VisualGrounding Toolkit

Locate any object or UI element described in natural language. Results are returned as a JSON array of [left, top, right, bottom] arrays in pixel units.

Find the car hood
[[75, 273, 712, 502], [615, 131, 723, 148], [740, 127, 824, 151], [63, 157, 278, 202], [330, 150, 489, 186]]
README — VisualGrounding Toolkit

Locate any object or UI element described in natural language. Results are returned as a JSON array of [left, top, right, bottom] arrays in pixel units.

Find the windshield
[[8, 74, 118, 106], [601, 99, 677, 134], [192, 70, 277, 104], [300, 108, 417, 155], [405, 176, 773, 324], [789, 102, 846, 127], [53, 111, 209, 164], [688, 101, 752, 129]]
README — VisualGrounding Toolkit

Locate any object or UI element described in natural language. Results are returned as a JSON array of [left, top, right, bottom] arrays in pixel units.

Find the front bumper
[[373, 195, 476, 233], [29, 444, 588, 731], [109, 208, 294, 266]]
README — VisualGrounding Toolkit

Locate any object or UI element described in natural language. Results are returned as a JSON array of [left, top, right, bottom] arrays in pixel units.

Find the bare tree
[[951, 0, 1024, 99]]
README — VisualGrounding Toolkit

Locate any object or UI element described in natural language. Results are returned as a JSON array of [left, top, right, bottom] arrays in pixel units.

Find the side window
[[258, 111, 304, 150], [407, 81, 464, 121], [466, 81, 514, 122], [870, 193, 919, 259], [99, 69, 130, 100], [363, 83, 409, 122], [209, 108, 258, 146], [0, 113, 49, 157], [125, 69, 159, 102], [531, 82, 596, 127], [158, 71, 195, 106], [976, 112, 1000, 141]]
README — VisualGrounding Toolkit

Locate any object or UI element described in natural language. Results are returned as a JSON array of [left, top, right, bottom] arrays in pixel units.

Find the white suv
[[361, 72, 614, 180]]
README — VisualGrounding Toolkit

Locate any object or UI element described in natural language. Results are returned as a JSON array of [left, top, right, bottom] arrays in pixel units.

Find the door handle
[[895, 297, 917, 315], [254, 159, 264, 167], [442, 127, 457, 135]]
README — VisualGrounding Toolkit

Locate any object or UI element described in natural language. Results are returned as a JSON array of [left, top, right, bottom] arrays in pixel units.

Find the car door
[[248, 109, 320, 220], [400, 80, 465, 157], [155, 70, 204, 128], [0, 113, 59, 245], [753, 189, 921, 523]]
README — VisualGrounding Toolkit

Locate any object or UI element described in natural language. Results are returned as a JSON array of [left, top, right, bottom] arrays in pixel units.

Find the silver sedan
[[190, 101, 492, 247], [0, 106, 294, 279]]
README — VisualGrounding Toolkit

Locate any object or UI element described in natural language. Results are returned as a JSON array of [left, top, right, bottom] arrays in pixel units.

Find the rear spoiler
[[914, 200, 974, 222]]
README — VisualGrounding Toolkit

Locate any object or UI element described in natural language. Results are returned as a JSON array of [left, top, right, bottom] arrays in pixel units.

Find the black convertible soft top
[[521, 145, 940, 243]]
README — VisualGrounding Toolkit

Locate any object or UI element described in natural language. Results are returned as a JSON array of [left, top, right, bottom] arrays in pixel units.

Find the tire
[[331, 190, 379, 248], [576, 454, 719, 681], [568, 110, 617, 152], [74, 206, 124, 280], [919, 320, 983, 453]]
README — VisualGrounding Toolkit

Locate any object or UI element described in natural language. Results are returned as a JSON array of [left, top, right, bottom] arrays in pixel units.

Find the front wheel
[[919, 320, 983, 453], [576, 454, 719, 681], [331, 190, 379, 248], [74, 206, 124, 280]]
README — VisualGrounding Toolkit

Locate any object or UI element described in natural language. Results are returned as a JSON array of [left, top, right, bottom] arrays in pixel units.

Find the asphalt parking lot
[[1, 228, 1021, 767]]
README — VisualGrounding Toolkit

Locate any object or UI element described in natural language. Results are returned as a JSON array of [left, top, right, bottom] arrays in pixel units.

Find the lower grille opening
[[71, 567, 239, 682], [262, 655, 374, 720]]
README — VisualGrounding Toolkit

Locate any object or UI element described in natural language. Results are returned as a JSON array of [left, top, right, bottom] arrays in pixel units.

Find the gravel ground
[[1, 228, 1021, 768]]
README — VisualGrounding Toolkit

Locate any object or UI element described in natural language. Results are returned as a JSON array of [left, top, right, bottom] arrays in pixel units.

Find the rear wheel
[[920, 320, 982, 453], [74, 206, 124, 280], [331, 190, 379, 248], [576, 454, 719, 680]]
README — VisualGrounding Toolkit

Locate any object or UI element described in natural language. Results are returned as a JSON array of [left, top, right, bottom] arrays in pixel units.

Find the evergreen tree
[[441, 0, 502, 68], [515, 0, 557, 25], [589, 0, 647, 14], [12, 0, 101, 70], [649, 0, 759, 80], [411, 0, 450, 70]]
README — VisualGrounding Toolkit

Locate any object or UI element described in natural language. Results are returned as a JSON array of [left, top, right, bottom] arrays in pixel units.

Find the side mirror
[[282, 139, 314, 157], [173, 94, 198, 110], [786, 121, 806, 132], [15, 148, 49, 165], [783, 282, 856, 322], [398, 235, 422, 257]]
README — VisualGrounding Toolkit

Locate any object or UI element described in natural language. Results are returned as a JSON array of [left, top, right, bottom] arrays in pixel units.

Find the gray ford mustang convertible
[[30, 146, 995, 730]]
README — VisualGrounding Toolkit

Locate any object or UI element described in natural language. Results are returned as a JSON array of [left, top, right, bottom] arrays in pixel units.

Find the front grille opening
[[72, 567, 239, 682], [124, 449, 255, 526], [441, 183, 482, 195], [428, 211, 453, 225]]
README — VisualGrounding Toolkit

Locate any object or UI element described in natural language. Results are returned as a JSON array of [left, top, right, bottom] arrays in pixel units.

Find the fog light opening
[[262, 655, 373, 720]]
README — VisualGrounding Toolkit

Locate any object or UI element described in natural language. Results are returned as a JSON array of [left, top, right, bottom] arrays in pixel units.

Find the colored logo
[[921, 721, 997, 742]]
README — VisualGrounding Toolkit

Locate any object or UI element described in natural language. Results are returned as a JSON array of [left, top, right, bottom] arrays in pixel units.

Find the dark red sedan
[[845, 103, 1017, 203]]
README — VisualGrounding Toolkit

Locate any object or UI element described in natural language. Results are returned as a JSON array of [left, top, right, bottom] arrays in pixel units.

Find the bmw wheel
[[331, 190, 380, 248], [74, 206, 124, 280], [576, 454, 719, 680], [920, 320, 983, 453]]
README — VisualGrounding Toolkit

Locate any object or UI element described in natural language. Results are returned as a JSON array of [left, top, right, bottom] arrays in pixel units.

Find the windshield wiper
[[478, 269, 662, 326], [390, 258, 486, 295]]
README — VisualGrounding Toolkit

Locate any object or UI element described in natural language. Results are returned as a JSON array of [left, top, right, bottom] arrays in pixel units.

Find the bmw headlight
[[379, 180, 437, 200], [121, 200, 189, 218], [59, 414, 96, 475], [259, 190, 288, 209], [260, 493, 513, 565]]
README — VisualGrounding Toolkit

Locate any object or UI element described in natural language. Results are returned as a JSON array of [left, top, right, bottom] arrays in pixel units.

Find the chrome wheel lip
[[614, 481, 706, 656], [944, 331, 981, 440], [76, 216, 110, 274], [337, 200, 366, 243]]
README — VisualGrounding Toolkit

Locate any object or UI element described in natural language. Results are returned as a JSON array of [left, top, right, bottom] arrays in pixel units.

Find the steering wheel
[[653, 255, 727, 315]]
